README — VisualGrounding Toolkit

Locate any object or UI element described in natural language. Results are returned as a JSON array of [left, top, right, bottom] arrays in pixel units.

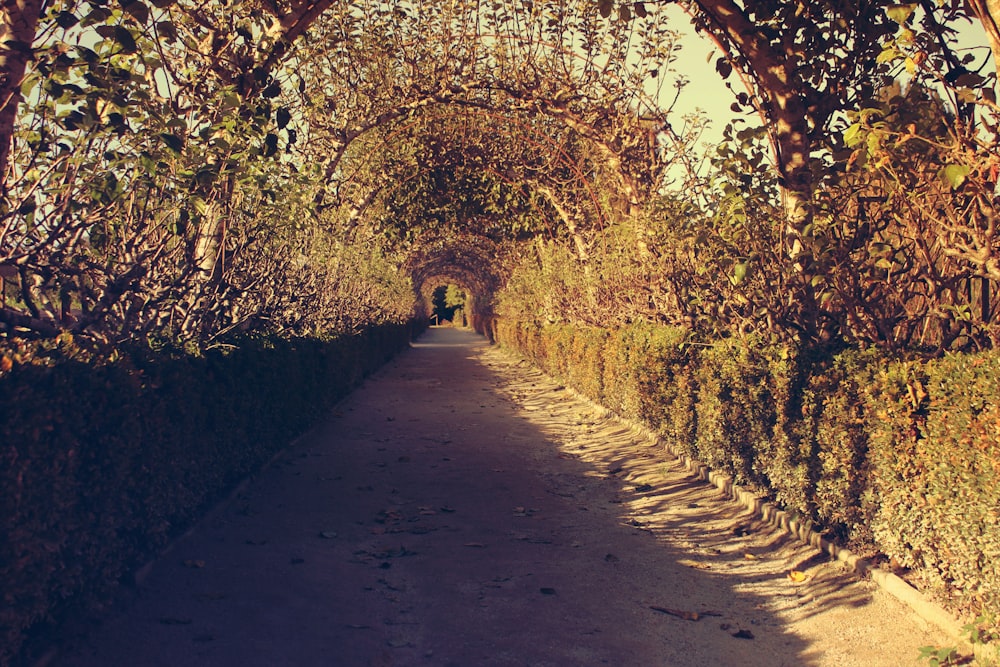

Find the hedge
[[0, 322, 417, 666], [497, 320, 1000, 621], [867, 352, 1000, 615]]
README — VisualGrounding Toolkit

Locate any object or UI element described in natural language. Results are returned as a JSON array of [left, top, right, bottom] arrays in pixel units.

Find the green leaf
[[112, 26, 138, 53], [263, 133, 279, 157], [877, 46, 903, 64], [156, 20, 177, 42], [939, 164, 971, 190], [159, 132, 184, 153], [276, 107, 291, 129], [715, 57, 733, 79], [733, 261, 748, 284], [19, 72, 40, 97], [121, 1, 150, 25], [886, 4, 916, 24], [55, 11, 79, 29], [82, 7, 112, 26]]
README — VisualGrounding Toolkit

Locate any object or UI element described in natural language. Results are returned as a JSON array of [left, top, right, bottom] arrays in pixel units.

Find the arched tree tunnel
[[3, 0, 999, 347], [3, 2, 1000, 662]]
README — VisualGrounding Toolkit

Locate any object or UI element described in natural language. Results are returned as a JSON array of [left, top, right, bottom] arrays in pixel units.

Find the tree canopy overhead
[[1, 0, 998, 351]]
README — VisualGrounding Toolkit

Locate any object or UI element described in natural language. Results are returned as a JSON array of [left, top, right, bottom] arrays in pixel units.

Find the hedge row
[[0, 322, 417, 665], [496, 319, 1000, 620]]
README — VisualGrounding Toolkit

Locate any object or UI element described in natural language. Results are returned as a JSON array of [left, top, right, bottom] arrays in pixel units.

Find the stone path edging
[[499, 346, 984, 658]]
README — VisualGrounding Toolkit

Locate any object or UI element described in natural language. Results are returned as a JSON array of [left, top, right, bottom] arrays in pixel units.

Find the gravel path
[[55, 326, 949, 666]]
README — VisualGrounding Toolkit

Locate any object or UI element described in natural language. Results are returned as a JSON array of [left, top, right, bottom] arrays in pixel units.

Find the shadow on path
[[54, 327, 946, 667]]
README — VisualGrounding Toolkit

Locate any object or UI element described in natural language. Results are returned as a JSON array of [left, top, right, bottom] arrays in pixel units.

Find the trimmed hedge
[[0, 323, 416, 665], [497, 320, 1000, 620], [867, 352, 1000, 614]]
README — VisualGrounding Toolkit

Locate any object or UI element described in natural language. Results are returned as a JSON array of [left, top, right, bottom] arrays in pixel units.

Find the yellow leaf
[[787, 570, 808, 583]]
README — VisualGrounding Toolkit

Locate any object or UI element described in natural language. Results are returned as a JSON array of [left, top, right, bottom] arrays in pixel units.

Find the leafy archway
[[1, 0, 997, 349]]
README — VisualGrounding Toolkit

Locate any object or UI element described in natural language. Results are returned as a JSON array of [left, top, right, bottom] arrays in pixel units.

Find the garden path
[[55, 326, 949, 667]]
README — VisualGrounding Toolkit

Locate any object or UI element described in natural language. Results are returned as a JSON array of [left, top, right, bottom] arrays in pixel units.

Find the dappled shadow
[[53, 327, 945, 667]]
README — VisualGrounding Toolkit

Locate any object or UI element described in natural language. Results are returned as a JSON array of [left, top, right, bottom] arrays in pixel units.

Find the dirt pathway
[[55, 327, 949, 666]]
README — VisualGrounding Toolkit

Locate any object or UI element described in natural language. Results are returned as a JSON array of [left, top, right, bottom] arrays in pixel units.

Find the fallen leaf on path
[[386, 638, 411, 648], [650, 606, 701, 621], [787, 570, 809, 583], [183, 559, 205, 568], [439, 506, 456, 513], [539, 587, 557, 595], [677, 559, 712, 570], [743, 553, 760, 560], [463, 542, 487, 548], [375, 510, 402, 523], [605, 553, 620, 563], [319, 531, 338, 539], [732, 629, 755, 639], [634, 484, 654, 493]]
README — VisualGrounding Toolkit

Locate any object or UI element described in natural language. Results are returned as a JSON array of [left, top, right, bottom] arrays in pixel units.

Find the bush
[[868, 350, 1000, 615], [801, 348, 878, 545], [693, 339, 777, 492], [624, 324, 694, 450], [0, 323, 413, 665]]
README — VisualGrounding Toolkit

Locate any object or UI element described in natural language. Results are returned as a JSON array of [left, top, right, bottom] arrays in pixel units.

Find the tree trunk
[[969, 0, 1000, 81], [693, 0, 819, 336], [0, 0, 44, 191]]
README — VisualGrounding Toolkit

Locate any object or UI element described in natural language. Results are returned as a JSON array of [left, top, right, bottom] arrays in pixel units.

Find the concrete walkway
[[55, 327, 948, 666]]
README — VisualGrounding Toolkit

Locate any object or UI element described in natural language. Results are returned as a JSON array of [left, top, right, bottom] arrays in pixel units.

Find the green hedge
[[497, 320, 1000, 620], [0, 323, 415, 665], [867, 352, 1000, 614]]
